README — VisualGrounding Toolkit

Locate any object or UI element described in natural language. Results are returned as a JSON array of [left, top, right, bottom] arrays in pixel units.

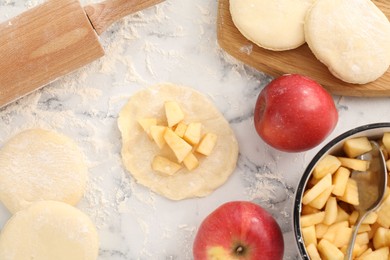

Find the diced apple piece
[[382, 132, 390, 154], [323, 196, 338, 225], [313, 155, 342, 179], [151, 156, 182, 176], [196, 133, 217, 156], [357, 248, 373, 259], [174, 122, 187, 138], [183, 153, 199, 171], [164, 128, 192, 163], [333, 226, 352, 248], [302, 225, 317, 246], [357, 224, 371, 234], [165, 101, 185, 127], [302, 174, 332, 205], [359, 247, 389, 260], [183, 122, 202, 145], [323, 221, 349, 243], [337, 157, 369, 172], [373, 227, 390, 249], [317, 239, 344, 260], [355, 232, 369, 246], [301, 212, 325, 228], [343, 137, 372, 158], [338, 178, 359, 206], [340, 244, 368, 259], [150, 125, 167, 149], [138, 117, 157, 134], [309, 185, 334, 209], [306, 243, 321, 260], [332, 166, 351, 196], [316, 224, 329, 239], [375, 193, 390, 228], [302, 204, 321, 215], [335, 205, 350, 222], [362, 212, 377, 225]]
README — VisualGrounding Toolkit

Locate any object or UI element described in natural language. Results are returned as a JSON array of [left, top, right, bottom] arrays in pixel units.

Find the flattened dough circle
[[0, 201, 99, 260], [230, 0, 314, 50], [0, 129, 88, 213], [118, 83, 239, 200], [305, 0, 390, 84]]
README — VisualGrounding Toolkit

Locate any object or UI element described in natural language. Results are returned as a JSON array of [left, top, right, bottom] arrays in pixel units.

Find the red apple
[[254, 74, 338, 152], [193, 201, 284, 260]]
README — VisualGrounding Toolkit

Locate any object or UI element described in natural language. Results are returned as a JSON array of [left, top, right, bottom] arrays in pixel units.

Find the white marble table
[[1, 0, 390, 259]]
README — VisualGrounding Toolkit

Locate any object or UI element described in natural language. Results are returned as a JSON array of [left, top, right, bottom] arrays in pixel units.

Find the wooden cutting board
[[217, 0, 390, 97]]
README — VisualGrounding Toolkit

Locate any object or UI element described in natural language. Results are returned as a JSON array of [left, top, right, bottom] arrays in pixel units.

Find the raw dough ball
[[0, 129, 88, 213], [230, 0, 314, 50], [118, 83, 239, 200], [305, 0, 390, 84], [0, 201, 99, 260]]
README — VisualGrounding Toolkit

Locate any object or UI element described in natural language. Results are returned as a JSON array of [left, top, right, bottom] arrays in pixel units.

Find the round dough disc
[[118, 83, 239, 200], [0, 201, 99, 260], [305, 0, 390, 84], [230, 0, 314, 50], [0, 129, 88, 213]]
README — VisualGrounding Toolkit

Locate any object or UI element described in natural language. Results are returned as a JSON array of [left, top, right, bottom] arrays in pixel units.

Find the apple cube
[[301, 212, 325, 228], [355, 232, 369, 246], [335, 205, 350, 222], [332, 166, 351, 196], [183, 122, 202, 145], [165, 101, 185, 127], [309, 185, 334, 210], [302, 204, 321, 215], [358, 246, 389, 260], [151, 156, 182, 176], [323, 221, 349, 243], [362, 212, 377, 225], [317, 239, 344, 260], [138, 117, 157, 134], [343, 137, 372, 158], [302, 174, 332, 205], [183, 152, 199, 171], [174, 122, 187, 138], [313, 155, 341, 179], [341, 244, 367, 259], [150, 125, 167, 149], [306, 243, 321, 260], [358, 248, 373, 259], [373, 227, 390, 249], [333, 226, 352, 248], [323, 196, 338, 225], [382, 132, 390, 154], [196, 133, 217, 156], [375, 194, 390, 228], [337, 157, 369, 172], [164, 128, 192, 163], [302, 225, 317, 246], [338, 178, 359, 206], [315, 224, 329, 239]]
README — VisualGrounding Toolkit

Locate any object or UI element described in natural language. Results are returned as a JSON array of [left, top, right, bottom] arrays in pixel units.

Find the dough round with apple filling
[[118, 83, 239, 200], [305, 0, 390, 84], [0, 129, 88, 213], [229, 0, 314, 51], [0, 201, 99, 260]]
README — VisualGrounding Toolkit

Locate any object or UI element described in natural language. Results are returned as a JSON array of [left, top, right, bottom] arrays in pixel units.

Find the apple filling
[[137, 101, 217, 176], [300, 135, 390, 259]]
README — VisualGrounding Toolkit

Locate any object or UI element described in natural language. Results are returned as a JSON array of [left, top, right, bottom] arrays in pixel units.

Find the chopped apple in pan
[[323, 196, 338, 225], [362, 212, 378, 225], [308, 185, 334, 210], [302, 225, 317, 246], [337, 157, 369, 172], [315, 224, 329, 239], [301, 205, 321, 215], [335, 205, 350, 222], [322, 221, 349, 243], [337, 178, 359, 206], [306, 243, 321, 260], [196, 133, 217, 156], [183, 153, 199, 171], [174, 122, 187, 138], [373, 227, 390, 249], [343, 137, 372, 158], [302, 174, 332, 205], [349, 210, 359, 226], [357, 225, 371, 234], [152, 156, 182, 176], [376, 194, 390, 228], [317, 239, 344, 260], [150, 125, 167, 149], [355, 232, 369, 246], [183, 122, 202, 145], [301, 212, 325, 228], [360, 247, 389, 260], [332, 226, 352, 248], [313, 155, 341, 179], [332, 166, 350, 196], [138, 117, 157, 135], [165, 101, 185, 127], [164, 128, 192, 163]]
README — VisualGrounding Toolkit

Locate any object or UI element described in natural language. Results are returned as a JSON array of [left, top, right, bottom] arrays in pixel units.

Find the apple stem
[[235, 245, 245, 255]]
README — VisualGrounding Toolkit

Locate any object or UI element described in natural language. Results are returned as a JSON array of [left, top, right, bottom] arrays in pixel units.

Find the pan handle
[[84, 0, 164, 35]]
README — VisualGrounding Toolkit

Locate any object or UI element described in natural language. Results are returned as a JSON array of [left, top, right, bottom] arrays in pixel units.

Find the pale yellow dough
[[0, 201, 99, 260], [118, 83, 239, 200], [230, 0, 314, 51], [0, 129, 88, 213], [305, 0, 390, 84]]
